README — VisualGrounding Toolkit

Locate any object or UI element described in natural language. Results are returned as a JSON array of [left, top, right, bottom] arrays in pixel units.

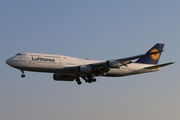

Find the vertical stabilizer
[[135, 43, 164, 64]]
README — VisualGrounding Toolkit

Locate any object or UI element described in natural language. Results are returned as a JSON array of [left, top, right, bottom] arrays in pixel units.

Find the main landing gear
[[76, 78, 82, 85], [85, 76, 96, 83], [76, 76, 97, 85], [21, 70, 25, 78]]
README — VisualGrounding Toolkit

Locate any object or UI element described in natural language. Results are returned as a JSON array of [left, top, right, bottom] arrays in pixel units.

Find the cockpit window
[[16, 53, 22, 56]]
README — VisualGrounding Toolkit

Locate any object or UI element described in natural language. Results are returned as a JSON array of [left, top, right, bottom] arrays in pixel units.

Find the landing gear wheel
[[77, 81, 82, 85], [86, 76, 96, 83], [88, 80, 92, 83], [76, 78, 82, 85], [21, 74, 25, 78], [92, 78, 96, 82], [20, 70, 25, 78]]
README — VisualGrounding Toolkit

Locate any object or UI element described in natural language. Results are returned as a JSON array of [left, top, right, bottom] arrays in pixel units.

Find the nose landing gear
[[21, 70, 25, 78], [21, 74, 25, 78]]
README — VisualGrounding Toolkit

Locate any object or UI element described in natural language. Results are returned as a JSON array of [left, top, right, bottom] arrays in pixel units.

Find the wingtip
[[165, 62, 175, 66]]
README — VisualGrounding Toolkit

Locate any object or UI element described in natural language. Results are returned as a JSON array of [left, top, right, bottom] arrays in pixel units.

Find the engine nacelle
[[106, 60, 121, 68], [78, 65, 92, 74], [53, 74, 75, 81]]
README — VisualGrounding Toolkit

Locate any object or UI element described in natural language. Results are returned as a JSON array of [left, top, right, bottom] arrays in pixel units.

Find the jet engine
[[106, 60, 121, 68], [77, 65, 92, 74], [107, 60, 132, 68], [53, 74, 75, 81]]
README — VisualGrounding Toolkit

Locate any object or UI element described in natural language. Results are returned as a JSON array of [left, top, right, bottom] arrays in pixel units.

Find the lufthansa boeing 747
[[6, 43, 174, 85]]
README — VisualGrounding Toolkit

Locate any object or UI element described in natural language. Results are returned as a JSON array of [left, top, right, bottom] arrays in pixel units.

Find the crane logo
[[150, 48, 160, 60]]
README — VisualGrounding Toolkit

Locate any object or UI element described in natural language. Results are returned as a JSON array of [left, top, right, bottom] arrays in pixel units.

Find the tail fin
[[135, 43, 164, 64]]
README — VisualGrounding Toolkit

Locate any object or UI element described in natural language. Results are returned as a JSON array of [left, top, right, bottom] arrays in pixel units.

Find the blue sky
[[0, 1, 179, 120]]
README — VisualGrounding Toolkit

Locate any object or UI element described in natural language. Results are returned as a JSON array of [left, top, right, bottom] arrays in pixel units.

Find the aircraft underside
[[16, 66, 155, 85]]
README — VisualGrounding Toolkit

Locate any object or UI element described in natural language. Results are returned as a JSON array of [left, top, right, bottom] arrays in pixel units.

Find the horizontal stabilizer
[[143, 62, 175, 70]]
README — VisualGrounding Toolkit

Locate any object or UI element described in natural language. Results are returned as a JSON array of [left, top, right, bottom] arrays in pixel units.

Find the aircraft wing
[[57, 51, 163, 75], [143, 62, 175, 70], [91, 50, 163, 68]]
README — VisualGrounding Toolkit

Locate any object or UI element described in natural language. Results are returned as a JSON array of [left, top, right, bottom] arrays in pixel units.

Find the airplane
[[6, 43, 174, 85]]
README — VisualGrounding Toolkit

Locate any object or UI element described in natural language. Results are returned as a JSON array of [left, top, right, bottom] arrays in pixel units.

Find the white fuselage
[[6, 52, 161, 77]]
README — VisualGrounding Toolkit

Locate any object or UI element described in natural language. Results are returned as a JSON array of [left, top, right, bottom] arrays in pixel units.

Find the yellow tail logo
[[150, 48, 160, 60]]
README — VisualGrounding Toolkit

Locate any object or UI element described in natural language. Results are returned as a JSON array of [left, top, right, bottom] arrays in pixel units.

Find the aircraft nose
[[6, 58, 11, 66]]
